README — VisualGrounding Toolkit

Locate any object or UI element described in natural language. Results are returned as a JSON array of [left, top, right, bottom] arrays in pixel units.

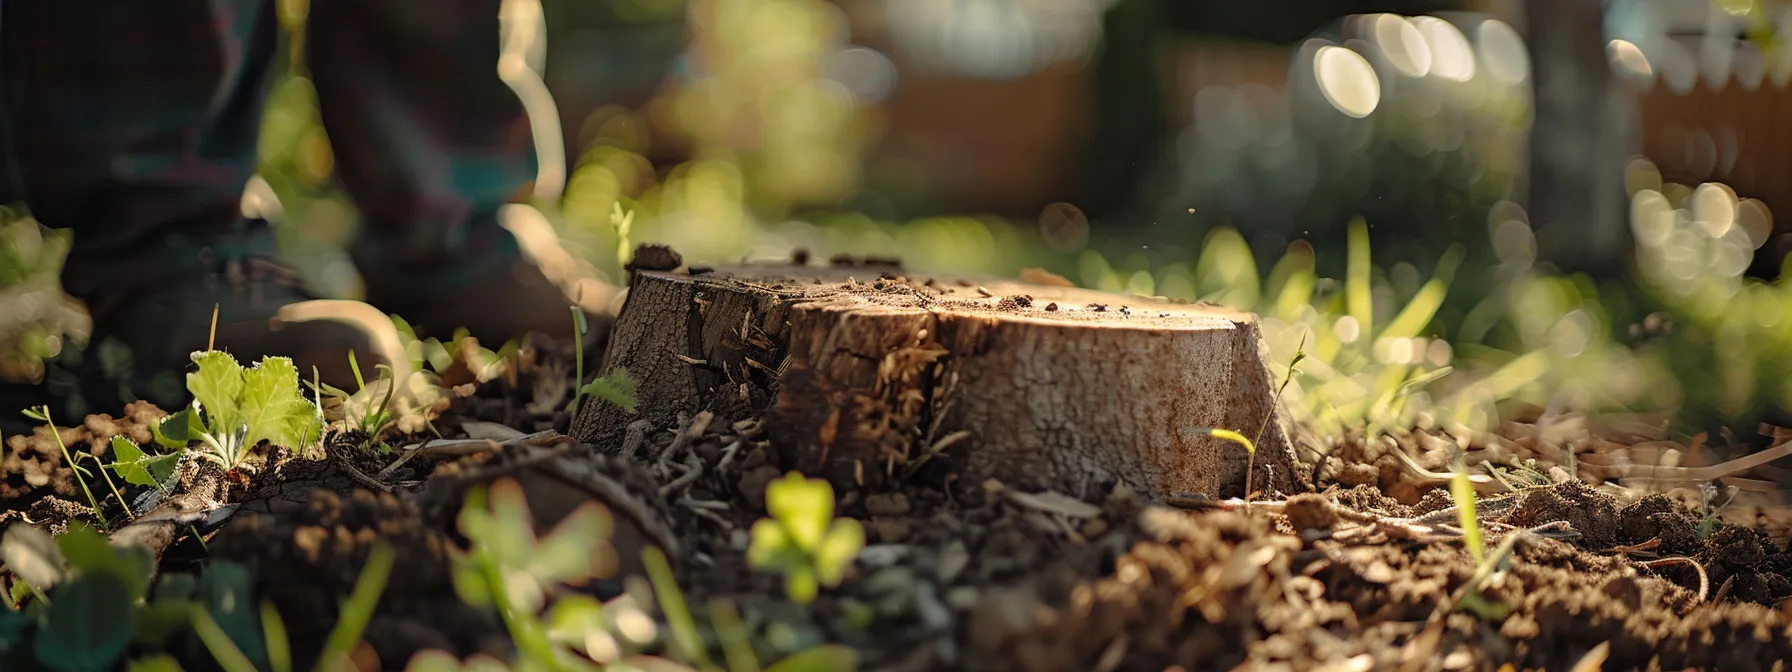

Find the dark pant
[[0, 0, 536, 300]]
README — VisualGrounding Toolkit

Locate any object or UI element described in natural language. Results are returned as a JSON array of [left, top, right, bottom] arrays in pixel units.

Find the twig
[[1609, 439, 1792, 484], [681, 498, 733, 530], [620, 419, 653, 457], [659, 454, 704, 498], [658, 411, 713, 472], [715, 440, 743, 473], [338, 459, 389, 493], [1642, 556, 1709, 601], [1712, 575, 1736, 603]]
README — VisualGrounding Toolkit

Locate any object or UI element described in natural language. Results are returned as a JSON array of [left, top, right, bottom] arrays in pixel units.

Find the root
[[1641, 556, 1710, 601]]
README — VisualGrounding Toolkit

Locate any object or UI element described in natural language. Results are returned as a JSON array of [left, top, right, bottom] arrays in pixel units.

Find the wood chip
[[1003, 489, 1102, 519], [462, 421, 527, 441]]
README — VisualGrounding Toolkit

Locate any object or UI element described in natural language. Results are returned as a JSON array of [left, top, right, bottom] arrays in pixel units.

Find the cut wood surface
[[573, 259, 1304, 499]]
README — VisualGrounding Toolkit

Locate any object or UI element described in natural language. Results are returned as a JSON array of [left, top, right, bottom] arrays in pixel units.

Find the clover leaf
[[747, 473, 864, 604]]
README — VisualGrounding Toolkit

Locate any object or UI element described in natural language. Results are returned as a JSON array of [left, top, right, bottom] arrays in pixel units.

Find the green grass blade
[[1346, 217, 1373, 341], [1380, 244, 1465, 341], [262, 600, 291, 672], [314, 542, 395, 672], [191, 607, 261, 672], [643, 545, 710, 666], [709, 599, 761, 672], [1451, 465, 1485, 565]]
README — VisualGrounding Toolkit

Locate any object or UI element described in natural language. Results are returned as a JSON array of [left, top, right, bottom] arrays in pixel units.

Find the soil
[[4, 276, 1792, 670]]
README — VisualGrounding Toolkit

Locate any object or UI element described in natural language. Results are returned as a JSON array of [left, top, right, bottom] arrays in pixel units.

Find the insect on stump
[[572, 258, 1304, 500]]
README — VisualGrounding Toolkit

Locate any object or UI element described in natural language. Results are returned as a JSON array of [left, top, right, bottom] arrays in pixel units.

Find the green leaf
[[238, 356, 320, 451], [197, 563, 268, 669], [784, 564, 819, 605], [1, 523, 65, 591], [766, 473, 833, 551], [133, 599, 194, 645], [127, 655, 186, 672], [478, 480, 539, 570], [189, 351, 246, 435], [106, 436, 180, 488], [746, 519, 791, 569], [151, 409, 199, 451], [812, 520, 864, 587], [154, 573, 196, 602], [58, 523, 152, 598], [36, 572, 136, 672], [579, 368, 639, 414], [526, 503, 612, 585], [766, 645, 859, 672], [543, 594, 606, 650]]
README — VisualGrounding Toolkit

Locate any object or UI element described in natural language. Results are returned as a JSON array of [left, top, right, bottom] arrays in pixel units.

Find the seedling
[[182, 351, 322, 473], [310, 351, 400, 453], [20, 406, 105, 528], [1696, 482, 1737, 541], [579, 367, 640, 415], [1193, 428, 1256, 499], [747, 473, 865, 605], [1240, 332, 1308, 502]]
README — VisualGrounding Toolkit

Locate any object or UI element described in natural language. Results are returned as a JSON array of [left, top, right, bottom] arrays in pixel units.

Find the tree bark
[[573, 262, 1304, 499]]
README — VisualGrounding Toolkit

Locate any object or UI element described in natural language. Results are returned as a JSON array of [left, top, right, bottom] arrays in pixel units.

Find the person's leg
[[0, 0, 366, 419], [308, 0, 574, 342]]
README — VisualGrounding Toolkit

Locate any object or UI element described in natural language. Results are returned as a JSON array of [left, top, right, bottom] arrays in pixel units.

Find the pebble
[[868, 517, 912, 543], [866, 492, 912, 517]]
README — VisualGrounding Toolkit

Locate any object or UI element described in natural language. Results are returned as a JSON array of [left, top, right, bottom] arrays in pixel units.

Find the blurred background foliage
[[6, 0, 1792, 439]]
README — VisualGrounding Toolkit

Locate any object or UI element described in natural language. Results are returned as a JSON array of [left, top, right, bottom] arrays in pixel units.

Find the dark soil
[[5, 340, 1792, 671]]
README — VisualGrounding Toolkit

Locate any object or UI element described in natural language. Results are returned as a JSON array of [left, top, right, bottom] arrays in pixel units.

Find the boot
[[0, 222, 372, 435]]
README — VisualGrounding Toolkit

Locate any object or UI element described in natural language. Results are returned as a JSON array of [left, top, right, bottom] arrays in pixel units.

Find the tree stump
[[572, 260, 1304, 499]]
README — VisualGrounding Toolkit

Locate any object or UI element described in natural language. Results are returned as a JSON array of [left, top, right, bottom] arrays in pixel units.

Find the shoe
[[0, 221, 372, 433], [353, 211, 593, 347]]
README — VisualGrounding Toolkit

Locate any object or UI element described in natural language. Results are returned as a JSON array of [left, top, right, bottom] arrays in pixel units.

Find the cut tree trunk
[[572, 260, 1304, 499]]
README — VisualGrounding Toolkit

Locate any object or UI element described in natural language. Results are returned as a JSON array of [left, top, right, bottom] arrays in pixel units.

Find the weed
[[20, 406, 105, 528], [611, 203, 635, 268], [182, 351, 322, 472], [747, 473, 865, 605]]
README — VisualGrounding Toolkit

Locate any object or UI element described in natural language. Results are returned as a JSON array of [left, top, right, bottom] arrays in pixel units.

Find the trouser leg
[[1, 0, 278, 301]]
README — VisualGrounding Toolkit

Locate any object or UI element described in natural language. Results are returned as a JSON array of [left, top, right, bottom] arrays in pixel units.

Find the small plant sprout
[[579, 367, 640, 415], [1193, 428, 1257, 499], [185, 351, 322, 473], [1242, 331, 1308, 502], [747, 472, 865, 605], [1697, 481, 1738, 541], [1450, 458, 1485, 565], [21, 406, 106, 527]]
